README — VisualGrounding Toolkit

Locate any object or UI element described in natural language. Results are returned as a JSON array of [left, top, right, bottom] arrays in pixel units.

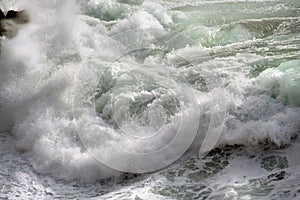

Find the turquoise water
[[0, 0, 300, 199]]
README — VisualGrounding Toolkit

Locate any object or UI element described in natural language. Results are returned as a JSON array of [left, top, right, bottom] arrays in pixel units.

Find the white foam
[[1, 0, 299, 185]]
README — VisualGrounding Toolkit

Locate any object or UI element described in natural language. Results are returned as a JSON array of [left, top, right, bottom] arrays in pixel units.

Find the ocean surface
[[0, 0, 300, 199]]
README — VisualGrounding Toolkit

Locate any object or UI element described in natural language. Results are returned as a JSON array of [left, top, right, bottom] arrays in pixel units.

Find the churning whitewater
[[0, 0, 300, 199]]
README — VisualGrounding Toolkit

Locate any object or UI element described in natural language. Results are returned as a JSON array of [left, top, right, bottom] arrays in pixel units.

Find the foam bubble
[[1, 0, 299, 185]]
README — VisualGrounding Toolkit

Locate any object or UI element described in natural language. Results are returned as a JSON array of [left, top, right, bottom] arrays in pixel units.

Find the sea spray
[[0, 0, 300, 199]]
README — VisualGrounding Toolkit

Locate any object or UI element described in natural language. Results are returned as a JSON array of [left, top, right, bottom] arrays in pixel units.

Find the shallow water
[[0, 0, 300, 199]]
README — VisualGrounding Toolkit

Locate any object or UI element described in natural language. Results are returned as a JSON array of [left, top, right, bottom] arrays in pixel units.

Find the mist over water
[[0, 0, 300, 199]]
